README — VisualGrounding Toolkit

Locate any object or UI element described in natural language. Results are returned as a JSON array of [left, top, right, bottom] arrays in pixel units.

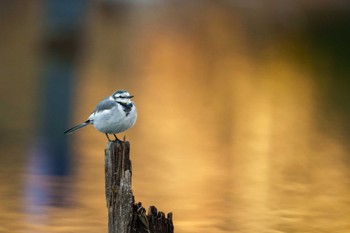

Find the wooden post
[[105, 140, 174, 233], [105, 140, 133, 233]]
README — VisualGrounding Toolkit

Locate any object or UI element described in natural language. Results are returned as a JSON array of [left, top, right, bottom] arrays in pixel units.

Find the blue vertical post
[[26, 0, 88, 209]]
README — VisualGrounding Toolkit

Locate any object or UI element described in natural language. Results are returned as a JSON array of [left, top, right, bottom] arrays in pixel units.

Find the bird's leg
[[123, 135, 126, 142], [113, 134, 121, 142], [105, 133, 112, 142]]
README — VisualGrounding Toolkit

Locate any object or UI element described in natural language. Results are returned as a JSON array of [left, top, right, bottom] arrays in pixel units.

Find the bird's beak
[[127, 95, 134, 99]]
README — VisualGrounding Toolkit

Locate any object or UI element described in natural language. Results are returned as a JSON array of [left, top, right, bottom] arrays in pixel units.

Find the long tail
[[64, 120, 91, 135]]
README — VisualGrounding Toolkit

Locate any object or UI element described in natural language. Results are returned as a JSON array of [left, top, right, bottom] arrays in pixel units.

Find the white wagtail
[[64, 89, 137, 141]]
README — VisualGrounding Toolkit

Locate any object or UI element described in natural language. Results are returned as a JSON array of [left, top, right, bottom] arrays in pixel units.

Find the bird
[[64, 89, 137, 141]]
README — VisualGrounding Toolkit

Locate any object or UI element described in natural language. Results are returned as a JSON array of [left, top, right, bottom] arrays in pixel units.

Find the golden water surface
[[0, 2, 349, 233]]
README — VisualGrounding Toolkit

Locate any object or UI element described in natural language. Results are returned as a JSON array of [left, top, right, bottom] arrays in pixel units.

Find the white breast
[[92, 103, 137, 134]]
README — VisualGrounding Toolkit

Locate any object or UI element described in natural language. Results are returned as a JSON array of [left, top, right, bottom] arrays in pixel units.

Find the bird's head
[[111, 89, 134, 104]]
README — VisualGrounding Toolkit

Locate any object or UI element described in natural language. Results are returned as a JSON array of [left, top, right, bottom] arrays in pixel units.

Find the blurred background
[[1, 0, 350, 232]]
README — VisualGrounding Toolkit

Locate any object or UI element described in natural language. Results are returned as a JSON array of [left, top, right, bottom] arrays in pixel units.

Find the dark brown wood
[[147, 206, 174, 233], [105, 140, 134, 233], [105, 140, 173, 233]]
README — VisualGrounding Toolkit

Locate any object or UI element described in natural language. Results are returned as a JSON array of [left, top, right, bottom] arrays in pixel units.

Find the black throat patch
[[117, 102, 133, 116]]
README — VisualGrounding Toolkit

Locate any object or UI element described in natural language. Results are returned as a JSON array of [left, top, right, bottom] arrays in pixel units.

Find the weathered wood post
[[105, 140, 174, 233], [105, 140, 134, 233]]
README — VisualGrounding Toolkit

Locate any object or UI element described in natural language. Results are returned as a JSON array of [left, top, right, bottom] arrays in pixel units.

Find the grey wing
[[94, 97, 117, 112]]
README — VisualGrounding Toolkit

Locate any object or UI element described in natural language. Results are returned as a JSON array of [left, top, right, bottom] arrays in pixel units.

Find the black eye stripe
[[115, 95, 132, 99]]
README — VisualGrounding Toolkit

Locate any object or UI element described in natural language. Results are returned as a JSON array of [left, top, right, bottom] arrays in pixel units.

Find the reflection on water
[[1, 2, 350, 233]]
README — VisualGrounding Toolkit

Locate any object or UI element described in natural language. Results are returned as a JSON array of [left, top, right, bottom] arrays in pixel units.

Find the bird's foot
[[113, 134, 122, 142], [105, 134, 113, 142]]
